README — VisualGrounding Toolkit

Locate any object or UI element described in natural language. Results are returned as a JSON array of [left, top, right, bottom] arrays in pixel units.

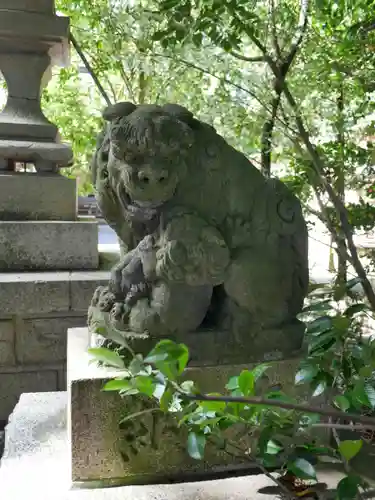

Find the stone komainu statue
[[89, 102, 309, 346]]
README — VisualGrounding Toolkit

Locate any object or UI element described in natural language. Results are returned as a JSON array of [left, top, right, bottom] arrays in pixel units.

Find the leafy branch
[[88, 309, 375, 499], [180, 393, 375, 429]]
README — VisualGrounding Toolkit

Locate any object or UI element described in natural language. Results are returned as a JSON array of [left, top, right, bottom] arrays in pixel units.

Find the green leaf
[[295, 365, 319, 385], [160, 388, 174, 412], [225, 376, 239, 391], [105, 323, 135, 348], [135, 376, 156, 397], [334, 395, 350, 411], [238, 370, 255, 396], [344, 303, 368, 317], [308, 331, 336, 354], [88, 347, 125, 369], [152, 30, 166, 41], [302, 299, 332, 313], [103, 379, 132, 391], [266, 440, 283, 455], [332, 316, 351, 332], [145, 340, 189, 378], [346, 277, 362, 291], [334, 278, 361, 301], [187, 432, 206, 460], [364, 383, 375, 408], [306, 316, 332, 335], [287, 457, 317, 480], [337, 475, 362, 500], [180, 380, 195, 393], [128, 354, 144, 375], [312, 379, 327, 397], [359, 366, 373, 378], [258, 428, 272, 456], [252, 363, 271, 381], [339, 440, 363, 461], [352, 380, 371, 408], [199, 396, 226, 413]]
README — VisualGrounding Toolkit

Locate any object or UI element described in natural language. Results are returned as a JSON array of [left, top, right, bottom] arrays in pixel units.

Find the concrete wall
[[0, 271, 108, 421]]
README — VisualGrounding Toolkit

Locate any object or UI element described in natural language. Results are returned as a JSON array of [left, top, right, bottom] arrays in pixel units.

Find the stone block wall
[[0, 271, 108, 421]]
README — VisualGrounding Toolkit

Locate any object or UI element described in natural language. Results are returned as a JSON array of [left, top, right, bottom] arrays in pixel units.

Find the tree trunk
[[335, 81, 347, 287]]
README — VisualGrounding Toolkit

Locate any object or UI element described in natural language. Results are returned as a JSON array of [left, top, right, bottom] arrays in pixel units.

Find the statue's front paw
[[138, 234, 154, 252], [125, 282, 150, 306], [110, 301, 131, 330], [91, 285, 106, 307]]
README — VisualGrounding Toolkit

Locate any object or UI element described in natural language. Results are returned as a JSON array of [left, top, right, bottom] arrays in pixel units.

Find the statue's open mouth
[[117, 185, 164, 222], [133, 200, 163, 209]]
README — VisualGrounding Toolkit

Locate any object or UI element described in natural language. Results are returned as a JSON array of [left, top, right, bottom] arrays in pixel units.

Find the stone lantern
[[0, 0, 98, 270], [0, 0, 105, 423]]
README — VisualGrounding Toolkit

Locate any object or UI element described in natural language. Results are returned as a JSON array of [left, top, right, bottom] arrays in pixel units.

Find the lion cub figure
[[90, 102, 309, 343]]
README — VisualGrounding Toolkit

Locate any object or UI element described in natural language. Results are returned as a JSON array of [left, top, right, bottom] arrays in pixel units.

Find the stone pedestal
[[0, 221, 98, 270], [0, 172, 76, 220], [68, 327, 302, 486], [0, 392, 352, 500]]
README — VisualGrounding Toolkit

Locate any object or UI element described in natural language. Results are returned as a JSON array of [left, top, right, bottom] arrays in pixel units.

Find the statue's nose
[[138, 168, 169, 185]]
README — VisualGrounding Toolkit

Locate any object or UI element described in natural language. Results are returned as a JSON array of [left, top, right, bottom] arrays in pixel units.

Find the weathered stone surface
[[0, 10, 69, 48], [0, 221, 99, 271], [0, 320, 15, 366], [57, 368, 67, 390], [16, 316, 87, 365], [0, 172, 76, 220], [0, 272, 70, 315], [0, 271, 109, 316], [89, 103, 309, 357], [68, 328, 301, 484], [0, 370, 57, 421], [70, 271, 112, 312], [0, 139, 73, 168], [1, 0, 54, 12], [0, 392, 350, 500]]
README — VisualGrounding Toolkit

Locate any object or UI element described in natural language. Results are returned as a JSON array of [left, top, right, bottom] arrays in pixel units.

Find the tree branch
[[232, 15, 275, 67], [282, 0, 309, 71], [103, 76, 118, 103], [151, 53, 299, 142], [152, 53, 265, 106], [138, 70, 147, 104], [229, 51, 265, 63], [269, 0, 282, 59], [334, 80, 347, 286], [217, 438, 296, 499], [280, 81, 375, 309], [261, 90, 282, 177], [312, 422, 375, 431], [182, 393, 375, 428], [69, 32, 112, 106], [118, 62, 137, 103], [242, 0, 309, 177]]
